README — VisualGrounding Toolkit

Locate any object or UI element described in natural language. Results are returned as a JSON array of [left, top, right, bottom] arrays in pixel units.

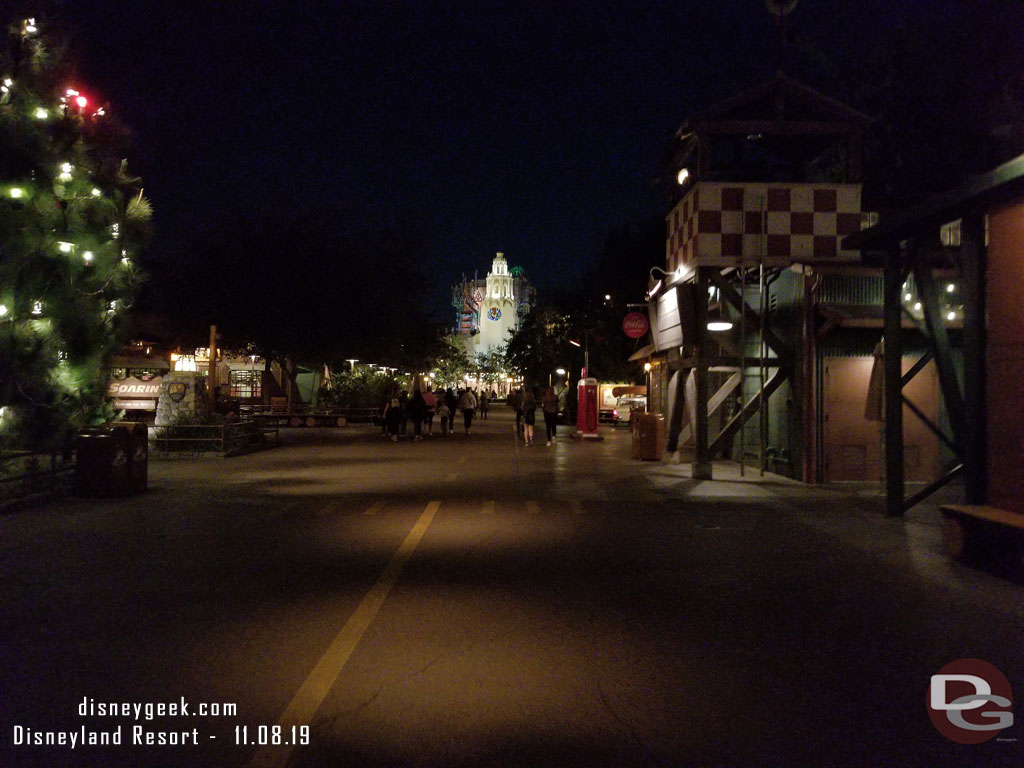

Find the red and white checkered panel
[[666, 182, 865, 270]]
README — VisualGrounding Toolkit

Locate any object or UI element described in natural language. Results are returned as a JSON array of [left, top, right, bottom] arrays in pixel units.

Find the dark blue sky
[[51, 0, 995, 313]]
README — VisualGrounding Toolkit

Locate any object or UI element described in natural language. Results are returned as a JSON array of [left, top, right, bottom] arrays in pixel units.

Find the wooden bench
[[940, 504, 1024, 567]]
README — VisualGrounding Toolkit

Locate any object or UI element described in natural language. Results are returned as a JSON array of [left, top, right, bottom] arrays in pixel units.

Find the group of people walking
[[380, 386, 492, 441], [507, 386, 560, 446], [379, 384, 562, 447]]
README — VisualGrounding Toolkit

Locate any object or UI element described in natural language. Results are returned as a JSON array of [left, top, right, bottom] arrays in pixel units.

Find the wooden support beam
[[708, 368, 789, 456], [961, 214, 987, 504], [884, 244, 905, 517], [709, 271, 793, 360], [904, 464, 964, 513], [694, 268, 712, 479], [678, 373, 743, 445], [901, 351, 934, 388], [913, 256, 965, 445], [901, 395, 957, 453]]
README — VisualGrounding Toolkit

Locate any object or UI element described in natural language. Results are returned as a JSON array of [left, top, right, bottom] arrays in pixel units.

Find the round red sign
[[622, 312, 649, 339]]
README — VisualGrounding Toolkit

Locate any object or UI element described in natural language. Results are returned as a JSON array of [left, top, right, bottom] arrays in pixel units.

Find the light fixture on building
[[677, 168, 690, 185], [946, 283, 956, 293], [644, 362, 652, 372]]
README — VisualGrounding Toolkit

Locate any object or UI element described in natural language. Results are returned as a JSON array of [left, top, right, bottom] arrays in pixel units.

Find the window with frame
[[229, 370, 262, 399]]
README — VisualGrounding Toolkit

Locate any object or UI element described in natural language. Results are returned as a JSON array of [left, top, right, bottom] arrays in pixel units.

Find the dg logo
[[928, 658, 1014, 743]]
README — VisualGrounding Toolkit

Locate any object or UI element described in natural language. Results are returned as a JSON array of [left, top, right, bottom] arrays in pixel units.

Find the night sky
[[48, 0, 1014, 317]]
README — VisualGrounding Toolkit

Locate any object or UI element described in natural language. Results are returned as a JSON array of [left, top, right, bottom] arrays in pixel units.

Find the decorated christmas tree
[[0, 15, 150, 451]]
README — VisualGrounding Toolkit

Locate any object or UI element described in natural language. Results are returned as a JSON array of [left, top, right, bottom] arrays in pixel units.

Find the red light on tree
[[75, 95, 87, 108]]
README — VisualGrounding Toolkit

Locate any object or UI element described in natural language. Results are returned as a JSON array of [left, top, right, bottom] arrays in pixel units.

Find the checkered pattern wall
[[666, 182, 867, 270]]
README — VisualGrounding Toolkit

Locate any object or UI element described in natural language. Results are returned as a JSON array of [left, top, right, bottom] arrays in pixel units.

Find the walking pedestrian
[[522, 387, 537, 446], [379, 393, 390, 437], [409, 389, 427, 441], [444, 388, 457, 420], [423, 386, 437, 435], [479, 389, 489, 420], [458, 387, 478, 434], [437, 400, 451, 436], [510, 387, 524, 433], [542, 386, 559, 445], [385, 393, 403, 442], [398, 390, 409, 436]]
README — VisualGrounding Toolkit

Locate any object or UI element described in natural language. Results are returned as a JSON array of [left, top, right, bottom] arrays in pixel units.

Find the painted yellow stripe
[[362, 500, 385, 516], [247, 500, 440, 768], [482, 500, 495, 515], [526, 500, 540, 515]]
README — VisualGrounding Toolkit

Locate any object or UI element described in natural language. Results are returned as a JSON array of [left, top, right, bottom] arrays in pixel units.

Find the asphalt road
[[2, 410, 1023, 767]]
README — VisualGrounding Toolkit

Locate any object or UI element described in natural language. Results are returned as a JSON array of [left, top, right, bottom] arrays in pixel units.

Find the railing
[[0, 449, 75, 508], [241, 404, 380, 426], [150, 421, 279, 457]]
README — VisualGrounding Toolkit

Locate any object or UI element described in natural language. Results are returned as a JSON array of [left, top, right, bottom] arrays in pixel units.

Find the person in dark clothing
[[444, 388, 457, 417], [398, 390, 409, 436], [510, 388, 524, 433], [542, 386, 559, 445], [522, 387, 537, 446], [385, 393, 403, 442], [408, 389, 428, 441]]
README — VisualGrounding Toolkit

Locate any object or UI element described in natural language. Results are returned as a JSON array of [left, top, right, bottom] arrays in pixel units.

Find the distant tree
[[431, 333, 471, 390], [0, 14, 150, 450]]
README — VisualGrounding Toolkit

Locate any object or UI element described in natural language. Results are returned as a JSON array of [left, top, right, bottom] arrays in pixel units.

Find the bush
[[318, 369, 392, 409]]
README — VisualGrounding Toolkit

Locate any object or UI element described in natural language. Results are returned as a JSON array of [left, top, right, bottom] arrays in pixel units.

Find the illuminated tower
[[477, 252, 518, 355]]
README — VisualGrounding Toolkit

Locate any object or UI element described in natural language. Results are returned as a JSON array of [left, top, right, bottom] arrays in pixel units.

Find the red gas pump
[[577, 371, 599, 439]]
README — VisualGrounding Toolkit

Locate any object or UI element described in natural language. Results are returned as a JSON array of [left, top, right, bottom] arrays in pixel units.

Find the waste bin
[[631, 413, 642, 459], [75, 427, 131, 497], [113, 422, 149, 493], [635, 413, 665, 461]]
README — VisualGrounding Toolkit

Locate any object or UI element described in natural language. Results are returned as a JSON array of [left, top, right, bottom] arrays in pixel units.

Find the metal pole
[[208, 324, 218, 407], [739, 264, 746, 476], [694, 268, 712, 479], [758, 233, 767, 476]]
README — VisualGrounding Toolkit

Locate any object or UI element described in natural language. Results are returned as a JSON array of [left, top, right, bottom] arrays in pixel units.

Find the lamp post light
[[346, 358, 358, 372], [644, 362, 652, 413]]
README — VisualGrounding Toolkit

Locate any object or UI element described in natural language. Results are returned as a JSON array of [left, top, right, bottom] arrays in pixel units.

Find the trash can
[[631, 413, 643, 459], [75, 427, 131, 497], [635, 413, 665, 461], [114, 422, 149, 493]]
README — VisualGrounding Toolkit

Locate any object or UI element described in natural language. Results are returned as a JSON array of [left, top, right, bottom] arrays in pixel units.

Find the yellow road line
[[247, 500, 441, 768], [527, 500, 540, 515], [481, 500, 495, 515], [362, 500, 386, 516]]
